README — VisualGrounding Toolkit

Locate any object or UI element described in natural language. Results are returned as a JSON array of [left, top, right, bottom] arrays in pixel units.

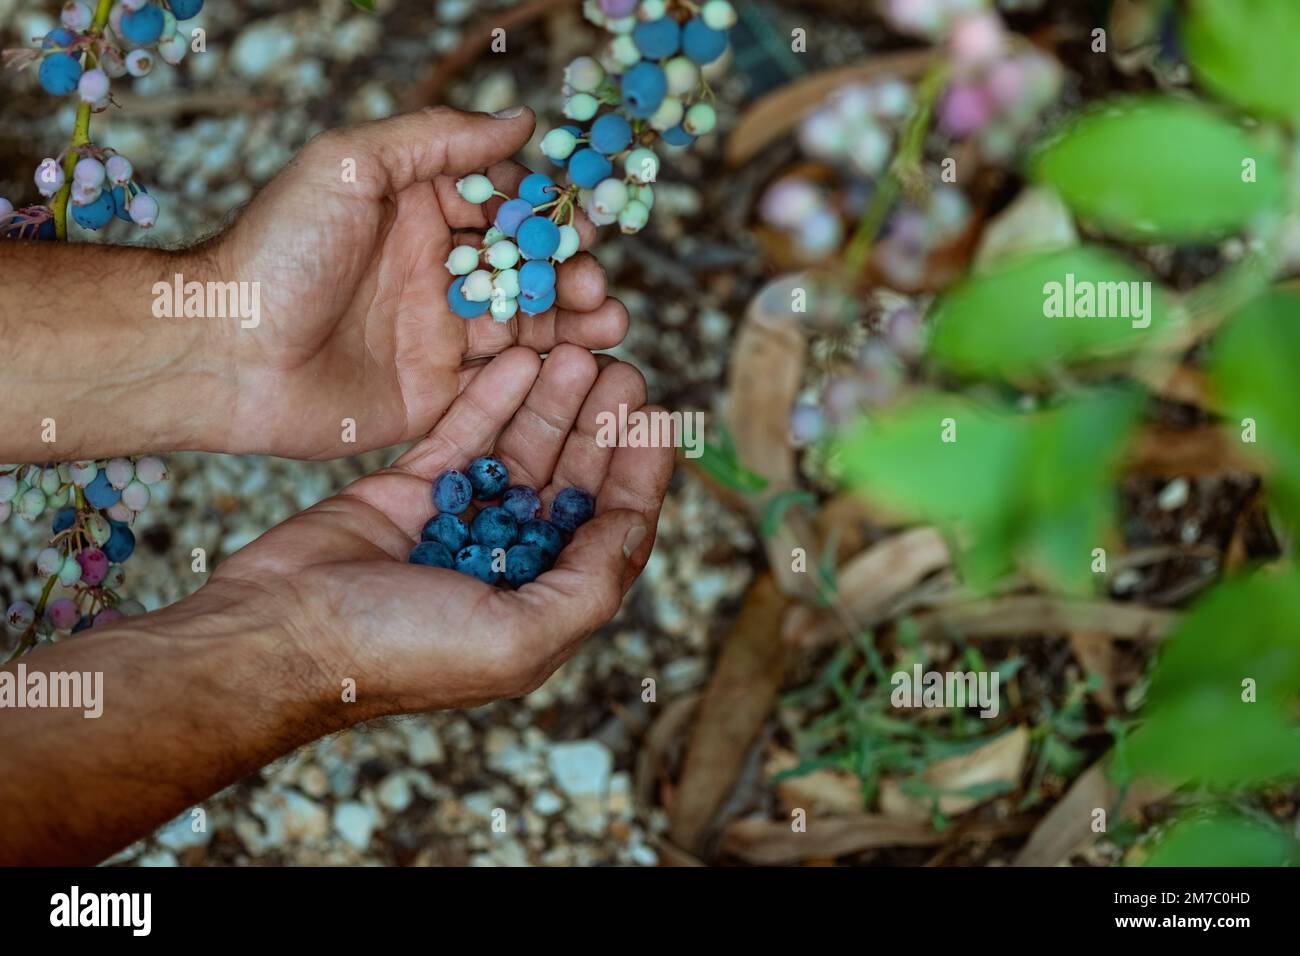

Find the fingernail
[[491, 106, 526, 119], [622, 523, 648, 560]]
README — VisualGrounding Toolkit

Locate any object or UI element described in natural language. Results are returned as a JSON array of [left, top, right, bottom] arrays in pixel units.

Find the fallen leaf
[[721, 813, 942, 865], [767, 748, 864, 816], [912, 594, 1176, 642], [881, 726, 1029, 819]]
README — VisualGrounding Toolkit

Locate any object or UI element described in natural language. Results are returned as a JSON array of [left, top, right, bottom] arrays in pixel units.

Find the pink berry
[[940, 84, 992, 138], [5, 601, 35, 631], [94, 608, 123, 627], [76, 547, 109, 586], [46, 598, 79, 631]]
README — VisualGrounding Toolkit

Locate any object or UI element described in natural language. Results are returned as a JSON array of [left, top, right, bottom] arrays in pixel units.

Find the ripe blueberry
[[567, 148, 614, 189], [682, 18, 728, 64], [516, 216, 561, 260], [501, 486, 542, 524], [471, 506, 519, 551], [447, 276, 490, 319], [422, 513, 470, 552], [620, 61, 668, 118], [518, 519, 564, 563], [432, 469, 474, 514], [550, 487, 595, 532], [504, 544, 547, 588], [467, 456, 509, 500], [590, 113, 633, 155], [454, 544, 502, 584], [84, 470, 121, 509], [103, 520, 136, 563], [518, 173, 556, 206], [633, 17, 681, 60], [409, 540, 455, 569]]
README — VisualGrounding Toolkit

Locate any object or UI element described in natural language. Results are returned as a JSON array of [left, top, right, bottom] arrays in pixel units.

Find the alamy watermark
[[1042, 273, 1151, 329], [0, 664, 103, 718], [50, 886, 150, 936], [152, 273, 261, 329], [890, 664, 1000, 718], [595, 404, 704, 459]]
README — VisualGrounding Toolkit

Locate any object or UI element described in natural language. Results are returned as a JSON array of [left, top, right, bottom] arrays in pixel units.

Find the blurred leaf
[[760, 489, 818, 538], [930, 247, 1168, 379], [350, 0, 376, 10], [839, 390, 1142, 591], [1032, 96, 1284, 241], [1208, 290, 1300, 521], [1128, 572, 1300, 787], [1143, 813, 1300, 867], [1182, 0, 1300, 124], [697, 439, 769, 493]]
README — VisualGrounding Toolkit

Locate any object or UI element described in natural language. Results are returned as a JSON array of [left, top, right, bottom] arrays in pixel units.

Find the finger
[[592, 407, 676, 581], [492, 345, 599, 488], [542, 362, 647, 505], [517, 297, 630, 353], [436, 159, 531, 231], [314, 106, 536, 199], [555, 252, 607, 313]]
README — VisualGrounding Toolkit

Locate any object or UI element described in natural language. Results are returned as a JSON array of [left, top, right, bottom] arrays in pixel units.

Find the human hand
[[204, 107, 630, 459], [205, 345, 673, 713]]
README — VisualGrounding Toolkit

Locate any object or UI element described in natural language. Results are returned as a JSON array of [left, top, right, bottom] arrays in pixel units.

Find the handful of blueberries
[[410, 456, 595, 589]]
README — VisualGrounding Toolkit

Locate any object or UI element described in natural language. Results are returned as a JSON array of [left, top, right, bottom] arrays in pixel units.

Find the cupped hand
[[205, 345, 674, 714], [205, 107, 629, 459]]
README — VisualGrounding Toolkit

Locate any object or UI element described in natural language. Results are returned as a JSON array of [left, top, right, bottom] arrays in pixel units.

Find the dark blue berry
[[501, 486, 541, 524], [620, 61, 667, 119], [41, 28, 75, 49], [454, 543, 502, 584], [103, 521, 136, 563], [121, 4, 165, 44], [661, 124, 696, 147], [38, 52, 82, 96], [409, 540, 455, 568], [518, 519, 564, 562], [72, 615, 92, 634], [168, 0, 204, 20], [504, 544, 547, 588], [518, 173, 556, 207], [550, 487, 595, 533], [422, 512, 470, 552], [682, 17, 728, 64], [516, 216, 561, 260], [519, 287, 556, 316], [519, 260, 557, 301], [71, 190, 115, 231], [495, 197, 535, 236], [590, 113, 633, 155], [52, 507, 76, 534], [433, 469, 474, 514], [448, 276, 490, 320], [84, 470, 121, 509], [471, 506, 519, 551], [567, 148, 614, 189], [633, 17, 681, 60], [466, 456, 509, 500]]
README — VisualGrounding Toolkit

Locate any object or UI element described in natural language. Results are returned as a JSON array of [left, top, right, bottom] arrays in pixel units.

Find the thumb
[[318, 106, 536, 197], [517, 509, 649, 641]]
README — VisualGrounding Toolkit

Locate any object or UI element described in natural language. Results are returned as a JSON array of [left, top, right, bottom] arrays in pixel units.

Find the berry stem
[[5, 573, 57, 663], [51, 0, 114, 241]]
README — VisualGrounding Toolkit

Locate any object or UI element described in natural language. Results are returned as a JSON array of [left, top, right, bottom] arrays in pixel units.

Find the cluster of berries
[[2, 457, 169, 648], [410, 457, 594, 590], [444, 0, 735, 317], [14, 148, 156, 234]]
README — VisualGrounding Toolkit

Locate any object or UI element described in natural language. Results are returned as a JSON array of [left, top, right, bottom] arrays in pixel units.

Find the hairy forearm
[[0, 242, 233, 461], [0, 585, 354, 865]]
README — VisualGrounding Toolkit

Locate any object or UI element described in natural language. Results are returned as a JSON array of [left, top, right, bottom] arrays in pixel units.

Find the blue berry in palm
[[501, 485, 542, 523], [467, 456, 510, 499], [567, 148, 614, 189], [103, 521, 136, 563], [471, 506, 519, 551], [518, 173, 556, 207], [39, 52, 82, 96], [516, 216, 561, 260], [519, 260, 557, 300], [590, 113, 633, 155], [620, 61, 668, 118], [454, 543, 502, 584], [85, 470, 121, 509], [52, 507, 76, 534], [495, 197, 534, 237], [409, 540, 455, 569], [504, 544, 547, 588], [661, 124, 696, 147], [633, 17, 682, 59], [432, 469, 474, 514], [422, 512, 470, 552], [682, 18, 728, 64], [121, 3, 165, 44], [519, 287, 557, 316], [168, 0, 204, 20], [71, 190, 115, 231], [41, 28, 76, 49], [550, 487, 595, 532], [447, 276, 490, 319], [519, 519, 564, 562]]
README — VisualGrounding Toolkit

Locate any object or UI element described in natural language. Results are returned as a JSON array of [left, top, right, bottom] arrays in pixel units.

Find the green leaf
[[759, 489, 817, 538], [1143, 813, 1300, 867], [838, 390, 1142, 591], [1208, 290, 1300, 522], [1182, 0, 1300, 125], [930, 246, 1167, 380], [350, 0, 376, 11], [1032, 96, 1284, 241], [696, 440, 769, 494]]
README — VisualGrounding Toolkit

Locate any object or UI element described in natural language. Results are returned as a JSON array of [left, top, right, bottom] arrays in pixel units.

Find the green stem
[[6, 574, 58, 663], [52, 0, 115, 241]]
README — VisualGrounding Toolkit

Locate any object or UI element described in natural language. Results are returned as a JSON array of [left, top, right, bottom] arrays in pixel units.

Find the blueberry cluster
[[2, 457, 169, 644], [409, 457, 595, 590], [22, 149, 156, 233]]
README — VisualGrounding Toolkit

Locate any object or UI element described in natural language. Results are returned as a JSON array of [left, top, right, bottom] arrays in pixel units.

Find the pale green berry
[[664, 57, 700, 97], [633, 183, 655, 209], [639, 0, 667, 19], [39, 467, 61, 496], [0, 501, 9, 523], [135, 456, 167, 484], [490, 295, 519, 323], [17, 487, 46, 521], [36, 547, 62, 577], [69, 461, 97, 488], [564, 92, 600, 122], [494, 268, 521, 299], [649, 96, 685, 132], [463, 270, 494, 302], [610, 34, 641, 67], [47, 486, 69, 508], [483, 226, 506, 246], [554, 224, 581, 263], [104, 564, 126, 589], [625, 147, 660, 183], [592, 177, 629, 217], [457, 174, 495, 205], [117, 598, 146, 616], [702, 0, 738, 30], [541, 127, 579, 162], [0, 473, 17, 503], [105, 457, 134, 490], [58, 554, 82, 586], [161, 9, 178, 38], [684, 101, 718, 135], [486, 240, 521, 270], [619, 200, 651, 234], [606, 15, 636, 34], [86, 514, 112, 545], [565, 56, 605, 93], [122, 479, 150, 512], [57, 463, 72, 483], [446, 245, 481, 275]]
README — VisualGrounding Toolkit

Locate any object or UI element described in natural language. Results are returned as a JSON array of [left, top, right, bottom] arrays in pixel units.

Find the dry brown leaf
[[1069, 631, 1118, 710], [726, 50, 937, 168], [766, 748, 864, 817], [721, 814, 942, 865], [669, 575, 790, 855], [1125, 425, 1257, 478], [881, 726, 1029, 819], [913, 595, 1176, 642]]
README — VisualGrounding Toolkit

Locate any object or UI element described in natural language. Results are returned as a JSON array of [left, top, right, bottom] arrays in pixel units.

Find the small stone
[[1157, 478, 1189, 511], [282, 790, 329, 842], [230, 22, 296, 82], [403, 721, 445, 765], [332, 801, 377, 849], [531, 790, 565, 817], [376, 773, 414, 814]]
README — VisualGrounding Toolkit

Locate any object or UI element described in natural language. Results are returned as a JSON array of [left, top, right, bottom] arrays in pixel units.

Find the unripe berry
[[36, 547, 63, 577], [847, 122, 891, 177], [71, 181, 102, 206], [563, 92, 600, 122], [609, 34, 642, 68], [565, 55, 605, 93], [125, 48, 155, 77], [95, 609, 124, 627], [632, 182, 655, 209], [74, 156, 106, 188], [39, 467, 62, 496], [158, 32, 188, 65], [6, 601, 36, 632], [61, 1, 93, 30], [134, 455, 167, 484], [0, 501, 10, 523], [663, 57, 699, 96], [638, 0, 667, 20], [463, 270, 494, 302], [553, 224, 581, 263], [592, 177, 629, 217], [47, 598, 80, 630], [702, 0, 738, 30], [618, 199, 650, 233], [624, 147, 659, 183], [106, 501, 133, 523], [105, 458, 134, 490], [18, 487, 47, 520], [445, 244, 481, 275], [86, 514, 112, 545], [121, 479, 151, 512], [684, 101, 718, 135], [129, 192, 159, 227], [117, 599, 147, 616], [490, 295, 518, 323], [0, 198, 12, 221], [104, 564, 127, 589], [486, 239, 520, 270], [100, 47, 127, 78], [68, 461, 98, 487], [456, 173, 494, 204], [649, 96, 685, 131], [57, 555, 82, 587], [77, 67, 109, 103], [541, 127, 579, 163], [77, 547, 109, 586], [599, 0, 636, 15], [0, 474, 16, 502], [493, 268, 521, 300], [105, 154, 133, 185], [35, 158, 65, 197], [122, 0, 148, 10]]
